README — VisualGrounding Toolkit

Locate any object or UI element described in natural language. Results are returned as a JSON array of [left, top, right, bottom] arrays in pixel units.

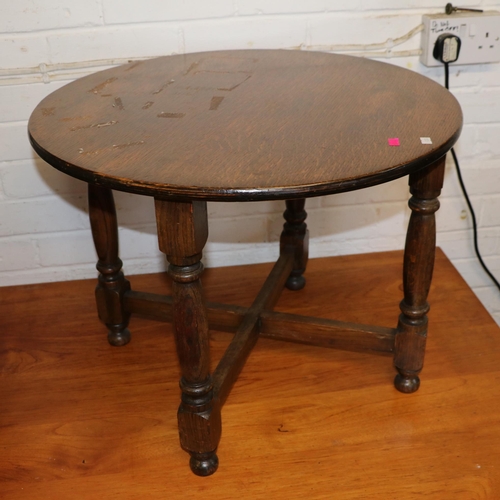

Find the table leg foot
[[394, 372, 420, 394], [286, 274, 306, 290], [281, 199, 309, 291], [190, 451, 219, 476], [108, 326, 131, 346]]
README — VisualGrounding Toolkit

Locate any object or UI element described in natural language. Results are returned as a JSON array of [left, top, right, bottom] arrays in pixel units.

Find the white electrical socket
[[420, 10, 500, 66]]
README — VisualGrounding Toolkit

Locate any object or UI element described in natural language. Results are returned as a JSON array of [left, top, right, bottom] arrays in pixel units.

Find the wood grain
[[28, 50, 462, 201], [1, 250, 500, 498], [394, 156, 447, 393], [88, 184, 131, 346], [212, 252, 293, 406], [155, 199, 219, 475], [124, 290, 397, 354]]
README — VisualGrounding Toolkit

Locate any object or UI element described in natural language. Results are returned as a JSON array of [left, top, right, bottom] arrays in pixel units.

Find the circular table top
[[29, 50, 462, 201]]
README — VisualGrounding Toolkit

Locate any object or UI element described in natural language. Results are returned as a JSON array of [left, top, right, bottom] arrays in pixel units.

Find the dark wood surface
[[2, 250, 500, 498], [88, 184, 131, 346], [154, 198, 221, 475], [28, 50, 462, 201], [394, 155, 446, 393], [123, 290, 397, 353]]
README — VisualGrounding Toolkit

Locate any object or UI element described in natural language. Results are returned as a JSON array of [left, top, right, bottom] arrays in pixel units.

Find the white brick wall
[[1, 1, 499, 327]]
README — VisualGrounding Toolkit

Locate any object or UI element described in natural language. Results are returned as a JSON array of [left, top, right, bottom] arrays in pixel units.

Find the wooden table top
[[28, 50, 462, 201]]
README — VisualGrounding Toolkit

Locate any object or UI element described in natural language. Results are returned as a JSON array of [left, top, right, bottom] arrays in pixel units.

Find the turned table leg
[[155, 199, 221, 476], [394, 156, 446, 393], [280, 199, 309, 290], [88, 184, 131, 346]]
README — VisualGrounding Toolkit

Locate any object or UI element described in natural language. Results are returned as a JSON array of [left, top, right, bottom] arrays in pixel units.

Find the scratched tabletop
[[28, 50, 462, 201]]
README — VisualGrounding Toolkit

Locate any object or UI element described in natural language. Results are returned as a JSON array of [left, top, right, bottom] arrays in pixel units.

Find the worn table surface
[[29, 50, 462, 201]]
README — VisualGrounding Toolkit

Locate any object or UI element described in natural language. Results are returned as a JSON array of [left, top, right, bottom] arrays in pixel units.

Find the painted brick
[[418, 62, 500, 90], [439, 161, 459, 198], [417, 65, 448, 87], [118, 226, 163, 260], [0, 263, 97, 287], [0, 196, 88, 237], [0, 33, 50, 69], [125, 257, 166, 274], [208, 215, 268, 244], [237, 1, 359, 15], [37, 230, 95, 266], [0, 81, 67, 123], [414, 63, 498, 94], [362, 0, 480, 8], [308, 13, 423, 48], [0, 122, 37, 162], [182, 16, 308, 53], [321, 177, 409, 207], [450, 124, 479, 159], [436, 196, 472, 232], [440, 159, 500, 198], [479, 195, 500, 228], [269, 203, 409, 242], [1, 1, 102, 33], [0, 237, 38, 271], [472, 124, 500, 157], [37, 225, 164, 271], [438, 228, 500, 259], [102, 0, 234, 24], [47, 25, 179, 64], [454, 89, 500, 124], [37, 227, 163, 268], [207, 198, 322, 220], [386, 57, 423, 74], [359, 1, 414, 9], [113, 192, 156, 226], [0, 159, 86, 198], [443, 64, 500, 89], [208, 200, 283, 219], [204, 241, 278, 269], [310, 234, 405, 259]]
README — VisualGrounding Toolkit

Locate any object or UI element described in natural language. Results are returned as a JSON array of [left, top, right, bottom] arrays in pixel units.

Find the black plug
[[433, 33, 461, 63]]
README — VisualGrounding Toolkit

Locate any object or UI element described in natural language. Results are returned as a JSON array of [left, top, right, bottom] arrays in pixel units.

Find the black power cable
[[444, 61, 500, 291]]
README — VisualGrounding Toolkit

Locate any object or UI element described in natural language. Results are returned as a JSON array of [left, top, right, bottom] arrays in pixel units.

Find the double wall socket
[[420, 10, 500, 66]]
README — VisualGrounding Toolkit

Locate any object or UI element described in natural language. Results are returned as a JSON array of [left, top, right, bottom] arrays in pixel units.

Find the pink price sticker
[[388, 138, 400, 146]]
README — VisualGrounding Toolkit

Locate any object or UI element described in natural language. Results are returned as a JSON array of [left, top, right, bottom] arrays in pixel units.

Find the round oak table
[[29, 50, 462, 476]]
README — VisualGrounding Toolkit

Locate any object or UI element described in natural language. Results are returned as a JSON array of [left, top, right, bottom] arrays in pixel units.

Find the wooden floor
[[1, 249, 500, 499]]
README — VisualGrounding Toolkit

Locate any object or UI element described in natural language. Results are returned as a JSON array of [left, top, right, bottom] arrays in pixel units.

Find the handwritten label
[[430, 20, 460, 35]]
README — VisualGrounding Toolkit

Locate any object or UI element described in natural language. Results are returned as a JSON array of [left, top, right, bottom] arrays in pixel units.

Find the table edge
[[28, 123, 461, 202]]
